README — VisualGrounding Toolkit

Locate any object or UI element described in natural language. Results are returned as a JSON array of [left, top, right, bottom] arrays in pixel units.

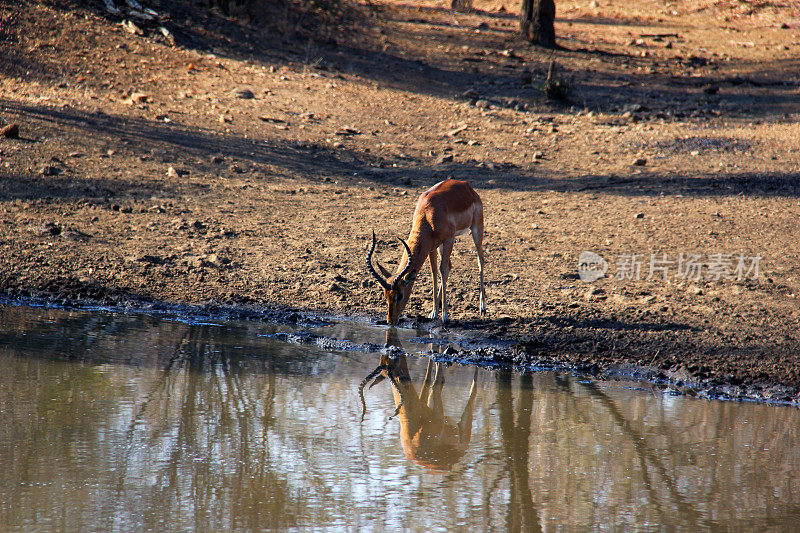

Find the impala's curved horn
[[359, 363, 388, 422], [393, 236, 414, 288], [366, 230, 391, 291]]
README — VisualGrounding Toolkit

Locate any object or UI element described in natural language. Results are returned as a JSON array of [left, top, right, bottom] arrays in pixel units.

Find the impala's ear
[[375, 260, 392, 278]]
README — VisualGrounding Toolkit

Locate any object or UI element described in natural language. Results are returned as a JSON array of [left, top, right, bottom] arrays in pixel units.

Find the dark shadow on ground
[[29, 0, 800, 122], [3, 98, 800, 199]]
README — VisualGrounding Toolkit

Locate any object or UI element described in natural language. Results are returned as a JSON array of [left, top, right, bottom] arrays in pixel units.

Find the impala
[[366, 179, 486, 325], [359, 349, 478, 471]]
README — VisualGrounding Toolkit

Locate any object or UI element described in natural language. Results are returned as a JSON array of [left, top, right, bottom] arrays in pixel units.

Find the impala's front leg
[[429, 249, 440, 319]]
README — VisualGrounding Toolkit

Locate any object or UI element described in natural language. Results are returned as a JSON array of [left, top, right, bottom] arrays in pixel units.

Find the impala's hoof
[[429, 310, 439, 319]]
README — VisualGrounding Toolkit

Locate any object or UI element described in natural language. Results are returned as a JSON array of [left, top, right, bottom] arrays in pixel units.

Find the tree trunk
[[520, 0, 556, 48]]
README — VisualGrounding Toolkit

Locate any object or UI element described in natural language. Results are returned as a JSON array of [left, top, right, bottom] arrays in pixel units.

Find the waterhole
[[1, 305, 798, 530]]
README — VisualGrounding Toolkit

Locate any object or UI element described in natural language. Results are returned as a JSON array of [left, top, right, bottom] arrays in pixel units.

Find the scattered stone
[[103, 0, 121, 15], [461, 89, 480, 99], [436, 154, 454, 164], [167, 166, 180, 178], [532, 151, 544, 160], [41, 165, 61, 176], [232, 88, 255, 99], [633, 157, 647, 166], [121, 19, 142, 35], [447, 124, 468, 137], [1, 124, 19, 138], [584, 287, 605, 300], [336, 127, 362, 136], [474, 99, 491, 109], [622, 103, 646, 114], [634, 212, 645, 219], [128, 92, 149, 104], [41, 223, 61, 236]]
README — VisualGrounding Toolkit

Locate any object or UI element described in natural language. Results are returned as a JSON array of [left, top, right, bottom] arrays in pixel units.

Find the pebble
[[41, 165, 61, 176], [232, 88, 255, 99], [1, 124, 19, 138], [633, 157, 647, 166]]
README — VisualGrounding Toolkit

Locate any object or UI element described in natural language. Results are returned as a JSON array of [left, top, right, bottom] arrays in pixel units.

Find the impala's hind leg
[[471, 213, 487, 317], [429, 248, 440, 319]]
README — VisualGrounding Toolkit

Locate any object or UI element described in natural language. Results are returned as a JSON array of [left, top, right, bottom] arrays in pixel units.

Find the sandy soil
[[1, 0, 800, 399]]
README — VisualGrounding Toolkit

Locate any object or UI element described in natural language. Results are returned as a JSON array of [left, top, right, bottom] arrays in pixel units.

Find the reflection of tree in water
[[496, 370, 542, 533], [120, 323, 304, 531], [492, 372, 706, 532]]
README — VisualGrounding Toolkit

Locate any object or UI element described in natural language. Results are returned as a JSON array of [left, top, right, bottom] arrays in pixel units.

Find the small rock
[[633, 157, 647, 166], [436, 154, 454, 164], [634, 212, 645, 219], [129, 92, 149, 103], [1, 124, 19, 138], [461, 89, 480, 98], [42, 223, 61, 236], [532, 151, 544, 160], [622, 103, 645, 114], [41, 165, 61, 176], [336, 127, 362, 136], [232, 88, 255, 99], [121, 19, 142, 35], [474, 99, 491, 109], [167, 166, 180, 178]]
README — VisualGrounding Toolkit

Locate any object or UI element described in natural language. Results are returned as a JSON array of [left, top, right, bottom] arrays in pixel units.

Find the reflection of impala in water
[[360, 332, 478, 470]]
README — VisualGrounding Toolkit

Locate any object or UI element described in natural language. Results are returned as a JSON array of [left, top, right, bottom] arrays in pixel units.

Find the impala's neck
[[395, 227, 433, 279]]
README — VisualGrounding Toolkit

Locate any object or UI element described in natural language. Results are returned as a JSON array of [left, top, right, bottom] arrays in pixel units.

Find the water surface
[[1, 305, 799, 531]]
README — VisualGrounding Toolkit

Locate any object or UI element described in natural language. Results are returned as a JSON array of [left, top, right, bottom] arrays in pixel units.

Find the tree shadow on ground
[[4, 98, 800, 199], [44, 0, 800, 122]]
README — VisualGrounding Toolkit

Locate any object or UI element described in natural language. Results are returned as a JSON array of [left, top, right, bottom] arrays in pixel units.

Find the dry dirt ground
[[1, 0, 800, 400]]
